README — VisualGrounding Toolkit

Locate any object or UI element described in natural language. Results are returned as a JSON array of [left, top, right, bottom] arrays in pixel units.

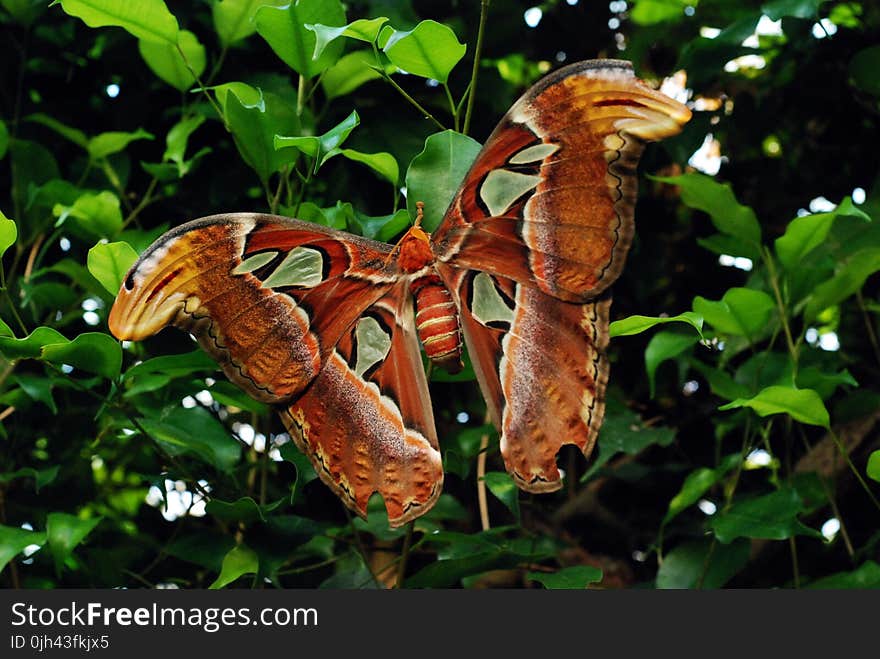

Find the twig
[[343, 506, 381, 588], [856, 290, 880, 368], [395, 522, 414, 588], [463, 0, 491, 136], [477, 430, 490, 531]]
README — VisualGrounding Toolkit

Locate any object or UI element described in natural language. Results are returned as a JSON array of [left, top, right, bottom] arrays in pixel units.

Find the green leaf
[[336, 148, 398, 184], [321, 50, 386, 99], [279, 442, 318, 497], [663, 454, 741, 525], [254, 0, 346, 78], [352, 494, 406, 541], [206, 380, 269, 415], [350, 209, 410, 243], [306, 17, 389, 59], [206, 496, 284, 523], [710, 487, 821, 543], [25, 112, 89, 148], [87, 241, 138, 295], [41, 332, 123, 379], [383, 20, 466, 83], [693, 288, 775, 340], [0, 209, 17, 260], [275, 110, 359, 171], [209, 544, 258, 589], [124, 349, 217, 380], [10, 140, 59, 234], [656, 539, 750, 588], [804, 247, 880, 321], [138, 30, 206, 91], [2, 0, 46, 25], [53, 190, 123, 240], [87, 129, 153, 160], [0, 326, 66, 359], [689, 360, 751, 401], [527, 565, 603, 589], [610, 311, 704, 338], [850, 45, 880, 97], [762, 0, 824, 20], [13, 374, 58, 413], [0, 465, 60, 492], [582, 400, 676, 482], [138, 406, 240, 470], [406, 130, 481, 231], [212, 0, 287, 46], [775, 197, 870, 270], [482, 472, 520, 520], [654, 173, 762, 258], [867, 451, 880, 483], [807, 561, 880, 589], [630, 0, 690, 25], [226, 88, 301, 183], [46, 512, 101, 574], [696, 233, 755, 259], [0, 524, 46, 573], [167, 532, 235, 571], [720, 385, 830, 428], [163, 115, 204, 166], [796, 367, 857, 400], [211, 81, 264, 111], [406, 551, 513, 588], [645, 331, 700, 397], [52, 0, 179, 44]]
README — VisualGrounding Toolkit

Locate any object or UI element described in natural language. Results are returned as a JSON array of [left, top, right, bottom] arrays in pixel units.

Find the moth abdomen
[[412, 275, 463, 373]]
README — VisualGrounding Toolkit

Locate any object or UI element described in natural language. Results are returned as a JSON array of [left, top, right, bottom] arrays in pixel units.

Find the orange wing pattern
[[433, 59, 691, 301], [109, 59, 690, 526], [109, 214, 396, 404], [279, 285, 442, 526], [109, 214, 444, 525], [433, 60, 690, 493]]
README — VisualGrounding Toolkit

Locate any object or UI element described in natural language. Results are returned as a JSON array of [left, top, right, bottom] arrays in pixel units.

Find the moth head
[[396, 225, 434, 273], [108, 240, 194, 341]]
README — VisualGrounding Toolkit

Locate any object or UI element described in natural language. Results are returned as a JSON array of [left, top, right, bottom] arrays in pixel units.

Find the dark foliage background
[[0, 0, 878, 589]]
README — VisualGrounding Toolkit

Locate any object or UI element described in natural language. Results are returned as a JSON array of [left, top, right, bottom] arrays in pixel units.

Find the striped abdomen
[[412, 275, 462, 373]]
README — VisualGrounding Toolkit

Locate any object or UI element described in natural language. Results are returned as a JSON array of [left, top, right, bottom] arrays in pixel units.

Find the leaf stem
[[292, 162, 314, 217], [122, 176, 159, 230], [176, 45, 227, 129], [382, 74, 447, 131], [463, 0, 491, 136], [343, 507, 381, 588], [477, 428, 490, 531], [395, 522, 414, 588], [828, 429, 880, 513], [696, 419, 753, 589], [761, 246, 798, 378], [856, 290, 880, 368], [443, 83, 459, 132]]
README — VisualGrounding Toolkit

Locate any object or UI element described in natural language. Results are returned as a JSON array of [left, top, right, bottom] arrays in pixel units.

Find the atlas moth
[[110, 60, 691, 527]]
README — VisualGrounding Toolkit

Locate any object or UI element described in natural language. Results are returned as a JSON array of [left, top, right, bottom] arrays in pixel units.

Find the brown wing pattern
[[279, 284, 443, 526], [109, 213, 396, 404], [109, 59, 689, 525], [432, 59, 691, 302], [432, 60, 689, 491], [441, 265, 610, 492], [110, 216, 441, 526]]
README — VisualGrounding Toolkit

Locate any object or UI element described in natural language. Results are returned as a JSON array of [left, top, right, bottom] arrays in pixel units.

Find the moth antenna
[[385, 201, 427, 265]]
